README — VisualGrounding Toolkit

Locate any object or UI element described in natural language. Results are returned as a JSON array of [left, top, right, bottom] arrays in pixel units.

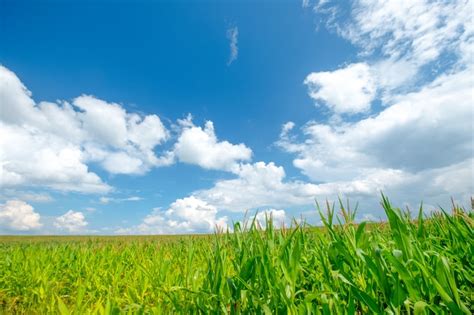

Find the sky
[[0, 0, 472, 234]]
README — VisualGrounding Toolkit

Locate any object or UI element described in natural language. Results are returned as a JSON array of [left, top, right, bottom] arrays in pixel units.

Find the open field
[[0, 196, 473, 314]]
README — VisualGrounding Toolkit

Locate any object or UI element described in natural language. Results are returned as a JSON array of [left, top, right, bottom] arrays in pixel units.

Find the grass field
[[0, 196, 472, 314]]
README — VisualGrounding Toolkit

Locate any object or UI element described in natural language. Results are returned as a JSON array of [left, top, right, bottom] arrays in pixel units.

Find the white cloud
[[99, 196, 143, 204], [304, 63, 376, 114], [116, 196, 228, 234], [227, 26, 239, 65], [423, 159, 473, 201], [195, 162, 309, 211], [54, 210, 88, 232], [202, 159, 469, 223], [0, 190, 53, 203], [314, 0, 473, 82], [341, 0, 472, 67], [73, 95, 170, 174], [0, 123, 111, 193], [119, 159, 419, 234], [173, 118, 252, 171], [283, 68, 473, 182], [194, 161, 401, 212], [0, 200, 42, 231], [73, 96, 169, 152], [99, 197, 111, 204], [128, 114, 169, 150], [281, 121, 295, 135], [117, 151, 471, 234], [101, 152, 145, 174], [73, 95, 129, 147], [0, 65, 171, 193], [371, 58, 418, 92], [133, 160, 415, 232]]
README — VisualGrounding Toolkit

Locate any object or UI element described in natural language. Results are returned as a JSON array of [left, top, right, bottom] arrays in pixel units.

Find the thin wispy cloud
[[99, 196, 143, 204], [226, 26, 238, 65]]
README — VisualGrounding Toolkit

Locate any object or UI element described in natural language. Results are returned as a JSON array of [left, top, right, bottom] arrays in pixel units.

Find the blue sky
[[0, 0, 472, 234]]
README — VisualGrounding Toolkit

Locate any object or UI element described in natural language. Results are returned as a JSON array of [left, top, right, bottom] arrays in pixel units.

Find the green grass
[[0, 196, 473, 314]]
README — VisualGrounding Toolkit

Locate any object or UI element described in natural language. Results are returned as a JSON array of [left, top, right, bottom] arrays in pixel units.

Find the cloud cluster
[[194, 160, 425, 214], [0, 66, 255, 234], [0, 66, 171, 192], [281, 0, 474, 207], [306, 0, 473, 111], [54, 210, 88, 233], [75, 95, 172, 174], [339, 0, 472, 68], [284, 69, 473, 180], [116, 196, 228, 234], [124, 157, 420, 234], [0, 199, 93, 234], [0, 200, 42, 231], [134, 43, 473, 234], [0, 66, 255, 196], [0, 200, 93, 233]]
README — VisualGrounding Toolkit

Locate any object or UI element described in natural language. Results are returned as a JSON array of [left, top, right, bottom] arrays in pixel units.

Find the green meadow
[[0, 196, 472, 314]]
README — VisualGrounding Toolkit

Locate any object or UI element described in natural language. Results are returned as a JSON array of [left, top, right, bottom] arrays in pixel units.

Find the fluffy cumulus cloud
[[173, 117, 252, 171], [0, 200, 42, 231], [117, 196, 228, 234], [72, 95, 171, 174], [54, 210, 88, 232], [304, 63, 376, 114], [0, 123, 110, 193], [0, 65, 171, 193]]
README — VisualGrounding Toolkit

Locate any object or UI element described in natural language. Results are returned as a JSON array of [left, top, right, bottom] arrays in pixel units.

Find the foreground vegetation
[[0, 196, 473, 314]]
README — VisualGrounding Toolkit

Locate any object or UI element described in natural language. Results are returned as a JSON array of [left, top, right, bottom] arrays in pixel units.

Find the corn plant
[[0, 196, 472, 314]]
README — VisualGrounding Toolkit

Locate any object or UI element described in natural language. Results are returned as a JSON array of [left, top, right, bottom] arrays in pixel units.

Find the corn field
[[0, 196, 473, 314]]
